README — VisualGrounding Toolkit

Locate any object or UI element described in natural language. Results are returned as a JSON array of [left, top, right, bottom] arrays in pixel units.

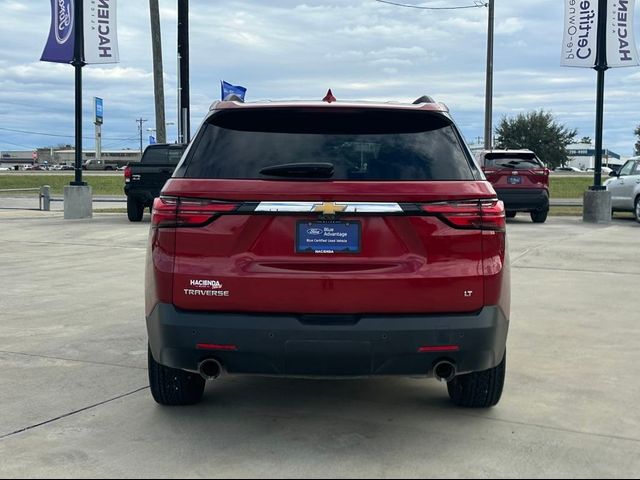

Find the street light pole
[[484, 0, 495, 151], [71, 0, 86, 185]]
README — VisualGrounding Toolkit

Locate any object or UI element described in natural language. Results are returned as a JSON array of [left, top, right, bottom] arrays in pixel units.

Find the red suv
[[478, 149, 550, 223], [146, 97, 510, 408]]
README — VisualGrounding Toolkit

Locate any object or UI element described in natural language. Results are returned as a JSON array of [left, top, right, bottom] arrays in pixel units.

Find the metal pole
[[178, 0, 190, 143], [71, 0, 85, 186], [483, 0, 494, 151], [591, 0, 608, 190]]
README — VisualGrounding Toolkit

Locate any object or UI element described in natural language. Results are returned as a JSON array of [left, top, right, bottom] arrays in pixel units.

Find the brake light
[[532, 168, 550, 176], [151, 196, 239, 227], [421, 200, 505, 231], [124, 165, 132, 182]]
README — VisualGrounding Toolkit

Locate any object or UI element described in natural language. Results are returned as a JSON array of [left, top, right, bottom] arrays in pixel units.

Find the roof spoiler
[[413, 95, 435, 104]]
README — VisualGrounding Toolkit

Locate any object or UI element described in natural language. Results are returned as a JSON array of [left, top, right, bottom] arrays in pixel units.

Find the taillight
[[151, 196, 239, 228], [532, 168, 550, 176], [124, 166, 132, 182], [421, 200, 506, 231]]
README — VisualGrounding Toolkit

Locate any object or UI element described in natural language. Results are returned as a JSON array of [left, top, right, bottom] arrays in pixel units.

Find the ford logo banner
[[55, 0, 74, 45], [41, 0, 75, 64]]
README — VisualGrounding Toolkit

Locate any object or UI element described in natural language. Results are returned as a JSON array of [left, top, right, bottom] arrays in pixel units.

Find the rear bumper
[[495, 188, 549, 212], [147, 304, 509, 377], [124, 186, 159, 206]]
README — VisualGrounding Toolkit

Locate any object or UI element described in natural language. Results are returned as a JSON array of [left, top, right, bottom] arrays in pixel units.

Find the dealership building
[[565, 143, 623, 170]]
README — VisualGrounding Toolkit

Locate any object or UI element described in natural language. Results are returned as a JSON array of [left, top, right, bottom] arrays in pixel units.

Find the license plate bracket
[[296, 221, 361, 254], [508, 175, 523, 185]]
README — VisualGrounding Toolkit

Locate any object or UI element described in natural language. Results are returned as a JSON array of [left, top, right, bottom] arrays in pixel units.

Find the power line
[[374, 0, 487, 10], [0, 126, 139, 141]]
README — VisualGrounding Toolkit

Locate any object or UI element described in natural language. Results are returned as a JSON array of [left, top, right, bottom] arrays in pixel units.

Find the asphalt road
[[0, 211, 638, 478]]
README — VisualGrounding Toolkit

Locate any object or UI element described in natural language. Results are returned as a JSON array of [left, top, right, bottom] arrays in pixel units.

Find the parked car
[[554, 166, 583, 172], [123, 143, 187, 222], [586, 166, 613, 175], [606, 157, 640, 222], [145, 95, 510, 408], [477, 149, 550, 223]]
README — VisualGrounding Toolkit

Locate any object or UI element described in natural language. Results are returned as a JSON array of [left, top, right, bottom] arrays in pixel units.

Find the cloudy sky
[[1, 0, 639, 156]]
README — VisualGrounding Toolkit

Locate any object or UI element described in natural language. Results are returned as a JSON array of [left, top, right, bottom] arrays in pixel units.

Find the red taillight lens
[[421, 200, 505, 231], [151, 196, 178, 227], [152, 196, 239, 228], [418, 345, 460, 353], [124, 166, 132, 181], [532, 168, 550, 176]]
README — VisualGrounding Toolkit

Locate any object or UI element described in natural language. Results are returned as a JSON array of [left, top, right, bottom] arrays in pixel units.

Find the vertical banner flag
[[221, 81, 247, 101], [84, 0, 119, 64], [606, 0, 640, 67], [562, 0, 599, 67], [149, 136, 157, 145], [41, 0, 76, 63], [42, 0, 119, 65]]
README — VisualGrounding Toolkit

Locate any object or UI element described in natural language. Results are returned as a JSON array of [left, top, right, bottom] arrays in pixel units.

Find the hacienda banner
[[562, 0, 599, 67], [42, 0, 119, 65], [606, 0, 640, 67], [41, 0, 76, 63], [84, 0, 119, 64]]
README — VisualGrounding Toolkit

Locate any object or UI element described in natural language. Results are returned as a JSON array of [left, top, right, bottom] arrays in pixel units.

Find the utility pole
[[483, 0, 495, 151], [177, 0, 190, 144], [137, 118, 148, 154], [149, 0, 167, 144]]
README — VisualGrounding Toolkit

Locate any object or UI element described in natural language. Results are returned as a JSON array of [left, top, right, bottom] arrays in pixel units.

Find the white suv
[[607, 158, 640, 222]]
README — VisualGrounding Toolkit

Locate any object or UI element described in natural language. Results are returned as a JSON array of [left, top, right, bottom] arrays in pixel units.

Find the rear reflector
[[418, 345, 460, 353], [421, 200, 505, 231], [196, 344, 238, 352], [152, 196, 239, 227]]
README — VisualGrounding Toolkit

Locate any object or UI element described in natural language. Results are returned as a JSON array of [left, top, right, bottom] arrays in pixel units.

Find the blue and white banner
[[41, 0, 119, 65], [41, 0, 76, 64], [84, 0, 119, 64], [562, 0, 639, 68], [606, 0, 640, 67], [562, 0, 599, 67], [221, 81, 247, 101], [149, 136, 156, 145]]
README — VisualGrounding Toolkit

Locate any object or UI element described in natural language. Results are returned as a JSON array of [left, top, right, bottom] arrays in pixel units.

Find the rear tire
[[506, 212, 517, 219], [447, 353, 505, 408], [148, 346, 205, 406], [530, 209, 548, 223], [127, 197, 144, 222], [635, 197, 640, 223]]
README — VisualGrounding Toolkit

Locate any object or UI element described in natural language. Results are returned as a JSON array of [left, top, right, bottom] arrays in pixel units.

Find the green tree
[[580, 136, 592, 144], [494, 111, 577, 168], [634, 125, 640, 155]]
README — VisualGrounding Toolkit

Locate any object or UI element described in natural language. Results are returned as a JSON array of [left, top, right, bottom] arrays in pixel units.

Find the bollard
[[40, 185, 51, 211]]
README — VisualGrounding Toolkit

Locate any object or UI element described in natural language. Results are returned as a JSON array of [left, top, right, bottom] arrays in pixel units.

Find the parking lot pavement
[[0, 212, 638, 478]]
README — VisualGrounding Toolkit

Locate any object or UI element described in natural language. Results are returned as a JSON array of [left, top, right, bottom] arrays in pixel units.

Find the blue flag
[[221, 81, 247, 101], [149, 136, 156, 145]]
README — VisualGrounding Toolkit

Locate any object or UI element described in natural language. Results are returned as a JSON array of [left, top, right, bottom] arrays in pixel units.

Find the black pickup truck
[[124, 144, 186, 222]]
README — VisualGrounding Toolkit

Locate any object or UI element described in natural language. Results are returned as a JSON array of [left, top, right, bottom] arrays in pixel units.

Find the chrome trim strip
[[254, 202, 403, 213]]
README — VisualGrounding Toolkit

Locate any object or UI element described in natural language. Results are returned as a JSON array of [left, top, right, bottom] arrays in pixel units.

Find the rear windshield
[[142, 147, 186, 165], [177, 108, 477, 180], [484, 153, 543, 170]]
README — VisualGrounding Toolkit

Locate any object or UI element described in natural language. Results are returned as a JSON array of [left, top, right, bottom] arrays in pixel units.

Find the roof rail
[[413, 95, 435, 105], [223, 94, 245, 102]]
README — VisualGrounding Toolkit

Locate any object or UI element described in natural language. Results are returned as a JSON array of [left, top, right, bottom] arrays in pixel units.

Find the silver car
[[607, 158, 640, 222]]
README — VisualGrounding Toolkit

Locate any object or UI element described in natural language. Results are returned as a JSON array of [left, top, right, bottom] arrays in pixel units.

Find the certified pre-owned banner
[[607, 0, 640, 67], [41, 0, 76, 64], [562, 0, 599, 67], [84, 0, 119, 64]]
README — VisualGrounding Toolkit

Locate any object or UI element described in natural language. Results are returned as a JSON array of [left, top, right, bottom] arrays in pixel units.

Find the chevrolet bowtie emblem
[[313, 202, 347, 215]]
